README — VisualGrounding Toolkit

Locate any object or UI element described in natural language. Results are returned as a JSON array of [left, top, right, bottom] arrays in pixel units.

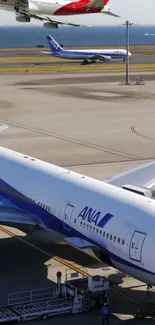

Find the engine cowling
[[100, 55, 112, 62], [16, 13, 30, 22], [43, 22, 58, 29]]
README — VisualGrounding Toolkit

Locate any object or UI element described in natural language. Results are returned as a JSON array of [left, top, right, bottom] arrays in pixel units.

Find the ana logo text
[[77, 206, 113, 228]]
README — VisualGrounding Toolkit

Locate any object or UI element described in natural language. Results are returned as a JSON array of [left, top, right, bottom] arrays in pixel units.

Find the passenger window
[[83, 222, 85, 227], [96, 228, 99, 233], [114, 236, 116, 242], [93, 227, 95, 232], [118, 238, 120, 244], [110, 234, 112, 240], [90, 225, 92, 230], [106, 233, 109, 239], [86, 224, 89, 229], [132, 242, 134, 248], [99, 230, 102, 235], [74, 219, 76, 223], [103, 232, 106, 237], [80, 221, 82, 226], [122, 239, 125, 245]]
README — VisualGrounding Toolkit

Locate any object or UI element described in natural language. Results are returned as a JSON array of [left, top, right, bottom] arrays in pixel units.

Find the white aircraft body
[[43, 35, 132, 64], [0, 125, 155, 286], [0, 0, 119, 28]]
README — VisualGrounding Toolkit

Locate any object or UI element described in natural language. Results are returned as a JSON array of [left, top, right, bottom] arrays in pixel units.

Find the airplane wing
[[104, 160, 155, 192], [101, 7, 120, 18], [90, 54, 111, 62], [41, 51, 51, 55], [101, 8, 120, 18], [64, 237, 96, 248], [18, 8, 82, 27], [0, 205, 39, 226]]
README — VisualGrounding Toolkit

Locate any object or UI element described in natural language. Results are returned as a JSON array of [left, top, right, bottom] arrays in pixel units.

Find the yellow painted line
[[0, 225, 141, 305], [0, 63, 154, 73], [0, 225, 88, 277], [0, 65, 155, 74], [0, 61, 154, 74]]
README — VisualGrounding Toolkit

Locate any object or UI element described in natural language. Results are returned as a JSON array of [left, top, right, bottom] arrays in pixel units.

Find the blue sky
[[0, 0, 154, 26]]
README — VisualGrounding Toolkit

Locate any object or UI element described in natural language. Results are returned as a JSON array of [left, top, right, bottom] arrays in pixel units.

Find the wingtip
[[0, 124, 9, 133]]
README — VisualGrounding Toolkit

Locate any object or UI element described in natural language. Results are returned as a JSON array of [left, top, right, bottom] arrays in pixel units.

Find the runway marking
[[0, 119, 141, 161], [131, 126, 155, 141], [0, 225, 141, 306]]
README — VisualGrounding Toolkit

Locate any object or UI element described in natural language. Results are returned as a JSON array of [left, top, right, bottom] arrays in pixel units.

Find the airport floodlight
[[123, 21, 133, 85]]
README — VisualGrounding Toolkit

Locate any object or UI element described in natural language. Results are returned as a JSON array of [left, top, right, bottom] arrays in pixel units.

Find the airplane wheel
[[81, 59, 89, 65]]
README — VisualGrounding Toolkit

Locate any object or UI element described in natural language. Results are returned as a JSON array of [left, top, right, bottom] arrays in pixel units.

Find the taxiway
[[0, 71, 155, 324]]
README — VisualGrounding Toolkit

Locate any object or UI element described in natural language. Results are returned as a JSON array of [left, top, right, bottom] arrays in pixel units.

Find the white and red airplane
[[0, 0, 119, 28]]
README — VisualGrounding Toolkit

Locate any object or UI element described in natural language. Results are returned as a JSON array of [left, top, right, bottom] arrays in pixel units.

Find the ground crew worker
[[101, 302, 110, 325]]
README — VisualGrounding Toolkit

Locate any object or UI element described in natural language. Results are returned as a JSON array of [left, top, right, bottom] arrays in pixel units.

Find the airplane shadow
[[0, 235, 56, 306], [0, 232, 103, 306], [0, 233, 154, 318]]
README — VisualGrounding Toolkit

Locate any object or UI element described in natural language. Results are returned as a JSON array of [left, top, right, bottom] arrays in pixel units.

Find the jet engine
[[43, 22, 58, 29], [100, 55, 111, 62], [16, 13, 30, 22]]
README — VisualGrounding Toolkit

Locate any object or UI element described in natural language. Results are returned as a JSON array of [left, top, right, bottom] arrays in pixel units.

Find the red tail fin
[[103, 0, 109, 4]]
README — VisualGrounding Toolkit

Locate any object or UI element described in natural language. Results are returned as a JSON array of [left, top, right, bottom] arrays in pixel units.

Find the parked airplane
[[42, 35, 132, 65], [0, 0, 119, 28], [0, 124, 155, 287]]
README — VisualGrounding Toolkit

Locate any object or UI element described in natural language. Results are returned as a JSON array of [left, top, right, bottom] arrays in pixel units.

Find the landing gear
[[81, 59, 96, 65], [81, 59, 89, 65], [14, 6, 19, 11], [145, 284, 153, 301], [134, 285, 155, 320]]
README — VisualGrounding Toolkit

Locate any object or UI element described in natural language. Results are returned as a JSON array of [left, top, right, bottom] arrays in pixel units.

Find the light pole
[[124, 21, 133, 85]]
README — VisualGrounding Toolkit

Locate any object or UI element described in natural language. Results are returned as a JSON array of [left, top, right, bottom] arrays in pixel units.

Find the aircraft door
[[63, 204, 74, 231], [129, 231, 146, 262]]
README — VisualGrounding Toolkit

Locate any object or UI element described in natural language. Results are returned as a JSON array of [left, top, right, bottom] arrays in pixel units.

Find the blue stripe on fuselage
[[0, 177, 154, 277], [55, 51, 126, 59], [97, 213, 113, 228]]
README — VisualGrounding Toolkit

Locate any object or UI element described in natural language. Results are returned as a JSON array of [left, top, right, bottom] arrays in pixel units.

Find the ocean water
[[0, 25, 155, 47]]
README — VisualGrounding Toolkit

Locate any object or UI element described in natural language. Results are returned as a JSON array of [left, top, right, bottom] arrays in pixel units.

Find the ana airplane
[[42, 35, 132, 65], [0, 0, 119, 28], [1, 124, 155, 287]]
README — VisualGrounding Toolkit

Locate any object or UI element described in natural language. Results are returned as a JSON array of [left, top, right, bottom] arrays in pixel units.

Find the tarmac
[[0, 70, 155, 324]]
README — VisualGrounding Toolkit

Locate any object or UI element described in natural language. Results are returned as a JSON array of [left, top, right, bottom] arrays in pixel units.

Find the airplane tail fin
[[46, 35, 63, 53]]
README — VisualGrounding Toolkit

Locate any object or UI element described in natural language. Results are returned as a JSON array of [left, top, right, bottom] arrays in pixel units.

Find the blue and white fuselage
[[42, 35, 132, 63], [1, 145, 155, 286]]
